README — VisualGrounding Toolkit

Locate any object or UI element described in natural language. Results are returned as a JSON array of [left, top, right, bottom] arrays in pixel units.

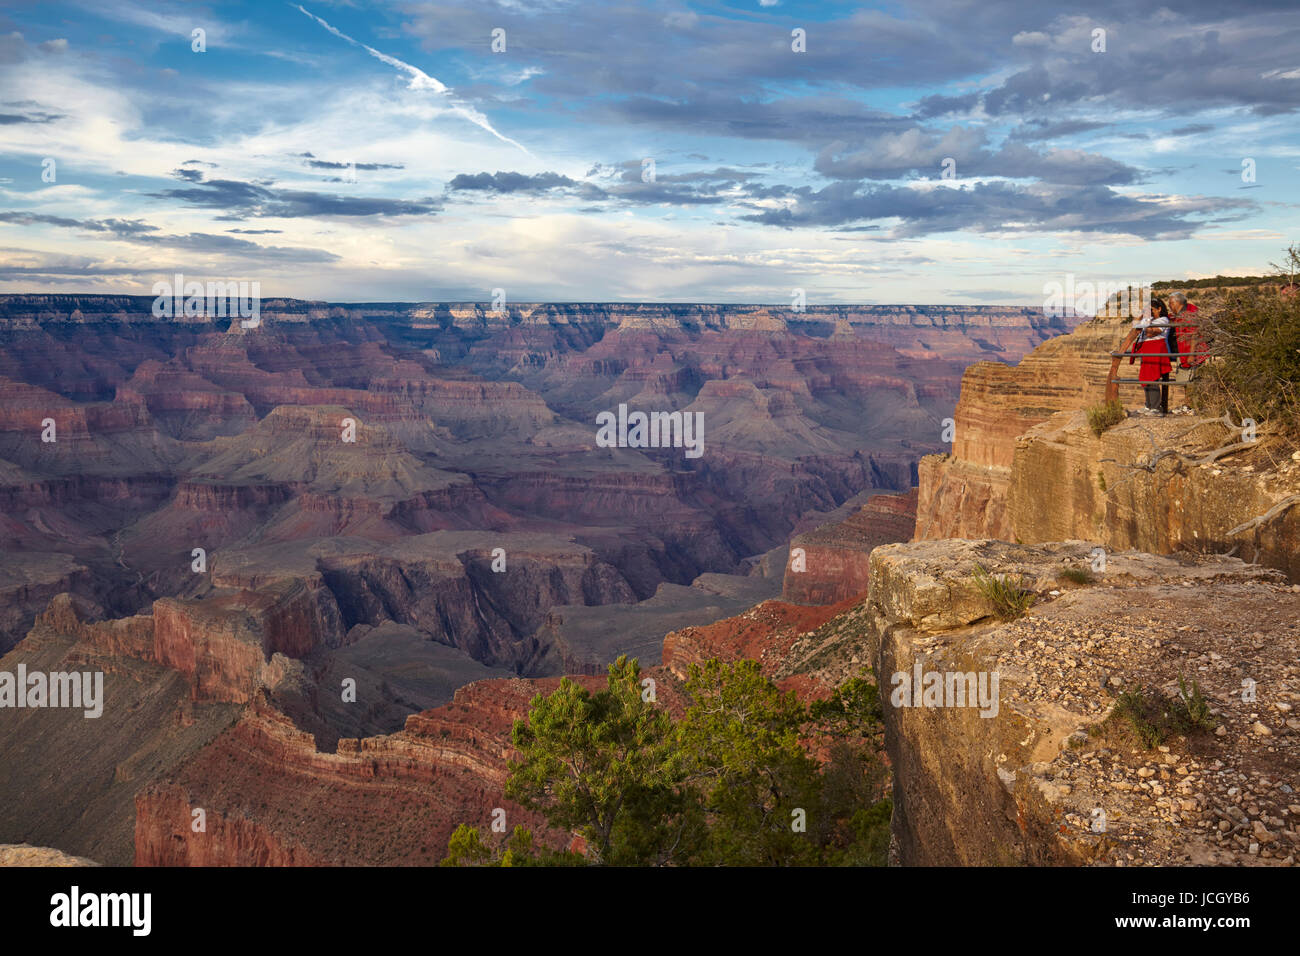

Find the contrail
[[295, 4, 532, 155]]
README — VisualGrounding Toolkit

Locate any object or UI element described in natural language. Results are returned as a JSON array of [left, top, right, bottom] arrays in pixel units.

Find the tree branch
[[1226, 494, 1300, 536]]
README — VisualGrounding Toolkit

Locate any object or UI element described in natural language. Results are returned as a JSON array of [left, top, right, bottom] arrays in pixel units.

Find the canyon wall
[[782, 489, 917, 605], [133, 684, 583, 866], [914, 315, 1127, 541], [914, 304, 1300, 580]]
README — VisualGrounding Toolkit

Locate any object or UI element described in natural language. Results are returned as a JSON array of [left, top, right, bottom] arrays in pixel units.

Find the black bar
[[0, 864, 1285, 943]]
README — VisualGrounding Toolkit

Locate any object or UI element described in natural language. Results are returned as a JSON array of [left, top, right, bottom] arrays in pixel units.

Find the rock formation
[[782, 489, 918, 605], [915, 297, 1300, 581], [863, 540, 1298, 866]]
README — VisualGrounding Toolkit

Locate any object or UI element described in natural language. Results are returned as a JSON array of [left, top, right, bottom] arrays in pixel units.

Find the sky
[[0, 0, 1297, 305]]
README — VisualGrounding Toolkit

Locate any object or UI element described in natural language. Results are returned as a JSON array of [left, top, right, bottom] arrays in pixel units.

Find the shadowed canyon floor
[[1, 296, 1064, 863]]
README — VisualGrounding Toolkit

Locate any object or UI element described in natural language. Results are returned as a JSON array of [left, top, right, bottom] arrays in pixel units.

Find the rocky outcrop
[[914, 316, 1128, 541], [913, 304, 1300, 581], [1008, 410, 1300, 580], [152, 578, 346, 704], [0, 844, 100, 866], [862, 539, 1298, 866], [0, 604, 240, 865], [782, 489, 917, 605], [662, 597, 856, 694], [133, 683, 592, 866]]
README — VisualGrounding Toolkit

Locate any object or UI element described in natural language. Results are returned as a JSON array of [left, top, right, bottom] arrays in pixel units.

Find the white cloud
[[294, 4, 532, 156]]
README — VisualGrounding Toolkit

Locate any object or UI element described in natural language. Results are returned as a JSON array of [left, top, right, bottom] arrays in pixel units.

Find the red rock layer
[[914, 316, 1131, 541], [662, 597, 857, 687], [134, 681, 599, 866], [152, 579, 345, 703], [782, 489, 918, 605]]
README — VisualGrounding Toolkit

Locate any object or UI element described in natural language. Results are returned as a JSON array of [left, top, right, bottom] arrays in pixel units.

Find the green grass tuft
[[971, 564, 1036, 621], [1087, 398, 1127, 437], [1058, 566, 1096, 585], [1102, 676, 1218, 749]]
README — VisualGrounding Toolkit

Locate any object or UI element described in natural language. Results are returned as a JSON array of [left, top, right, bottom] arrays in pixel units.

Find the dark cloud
[[814, 133, 1143, 186], [912, 92, 982, 119], [1007, 119, 1110, 142], [445, 167, 756, 207], [607, 94, 910, 144], [0, 262, 143, 280], [171, 167, 204, 182], [446, 171, 584, 194], [0, 210, 338, 261], [0, 211, 86, 228], [0, 109, 62, 124], [121, 231, 340, 260], [918, 28, 1300, 121], [300, 154, 405, 171], [737, 180, 1253, 240], [149, 178, 442, 219]]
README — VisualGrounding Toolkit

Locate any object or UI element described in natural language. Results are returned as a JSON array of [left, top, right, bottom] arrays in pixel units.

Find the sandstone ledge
[[865, 540, 1298, 866], [0, 844, 100, 867]]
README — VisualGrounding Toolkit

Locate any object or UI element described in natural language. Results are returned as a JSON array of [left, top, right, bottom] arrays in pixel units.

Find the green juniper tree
[[504, 655, 695, 865], [445, 656, 892, 866]]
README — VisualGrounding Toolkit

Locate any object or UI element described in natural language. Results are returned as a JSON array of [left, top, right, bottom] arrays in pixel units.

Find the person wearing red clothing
[[1168, 292, 1206, 369], [1130, 318, 1173, 414]]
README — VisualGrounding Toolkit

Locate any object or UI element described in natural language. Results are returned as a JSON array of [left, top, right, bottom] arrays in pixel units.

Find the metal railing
[[1104, 349, 1207, 400]]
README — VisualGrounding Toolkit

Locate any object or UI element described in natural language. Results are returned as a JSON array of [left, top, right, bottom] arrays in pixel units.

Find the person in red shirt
[[1168, 292, 1206, 369], [1130, 317, 1173, 414]]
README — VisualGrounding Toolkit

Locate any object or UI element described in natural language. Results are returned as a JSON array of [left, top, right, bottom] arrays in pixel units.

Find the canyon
[[9, 290, 1295, 868], [0, 294, 1062, 863]]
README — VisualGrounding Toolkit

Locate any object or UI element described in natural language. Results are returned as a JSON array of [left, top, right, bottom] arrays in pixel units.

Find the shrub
[[1194, 273, 1300, 438], [1087, 398, 1126, 437], [1102, 677, 1217, 749], [971, 564, 1036, 620]]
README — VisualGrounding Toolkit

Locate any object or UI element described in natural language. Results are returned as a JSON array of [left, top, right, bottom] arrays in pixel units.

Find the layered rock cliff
[[863, 540, 1298, 866], [782, 489, 918, 605], [133, 684, 584, 866], [915, 303, 1300, 581]]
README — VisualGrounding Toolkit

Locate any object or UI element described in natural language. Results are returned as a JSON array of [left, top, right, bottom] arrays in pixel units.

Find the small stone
[[1253, 721, 1273, 736], [1215, 724, 1228, 736]]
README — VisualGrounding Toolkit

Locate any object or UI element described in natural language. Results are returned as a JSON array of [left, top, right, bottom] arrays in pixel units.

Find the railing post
[[1106, 327, 1139, 403]]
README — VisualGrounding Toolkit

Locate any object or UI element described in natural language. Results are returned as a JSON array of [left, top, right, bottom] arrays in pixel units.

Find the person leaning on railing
[[1168, 291, 1206, 370], [1130, 316, 1173, 415]]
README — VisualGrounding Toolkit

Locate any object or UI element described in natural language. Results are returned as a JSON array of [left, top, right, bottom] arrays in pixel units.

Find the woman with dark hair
[[1152, 297, 1174, 414], [1130, 302, 1173, 416]]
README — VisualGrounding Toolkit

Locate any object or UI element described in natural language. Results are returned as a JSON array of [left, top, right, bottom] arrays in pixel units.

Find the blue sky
[[0, 0, 1297, 304]]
